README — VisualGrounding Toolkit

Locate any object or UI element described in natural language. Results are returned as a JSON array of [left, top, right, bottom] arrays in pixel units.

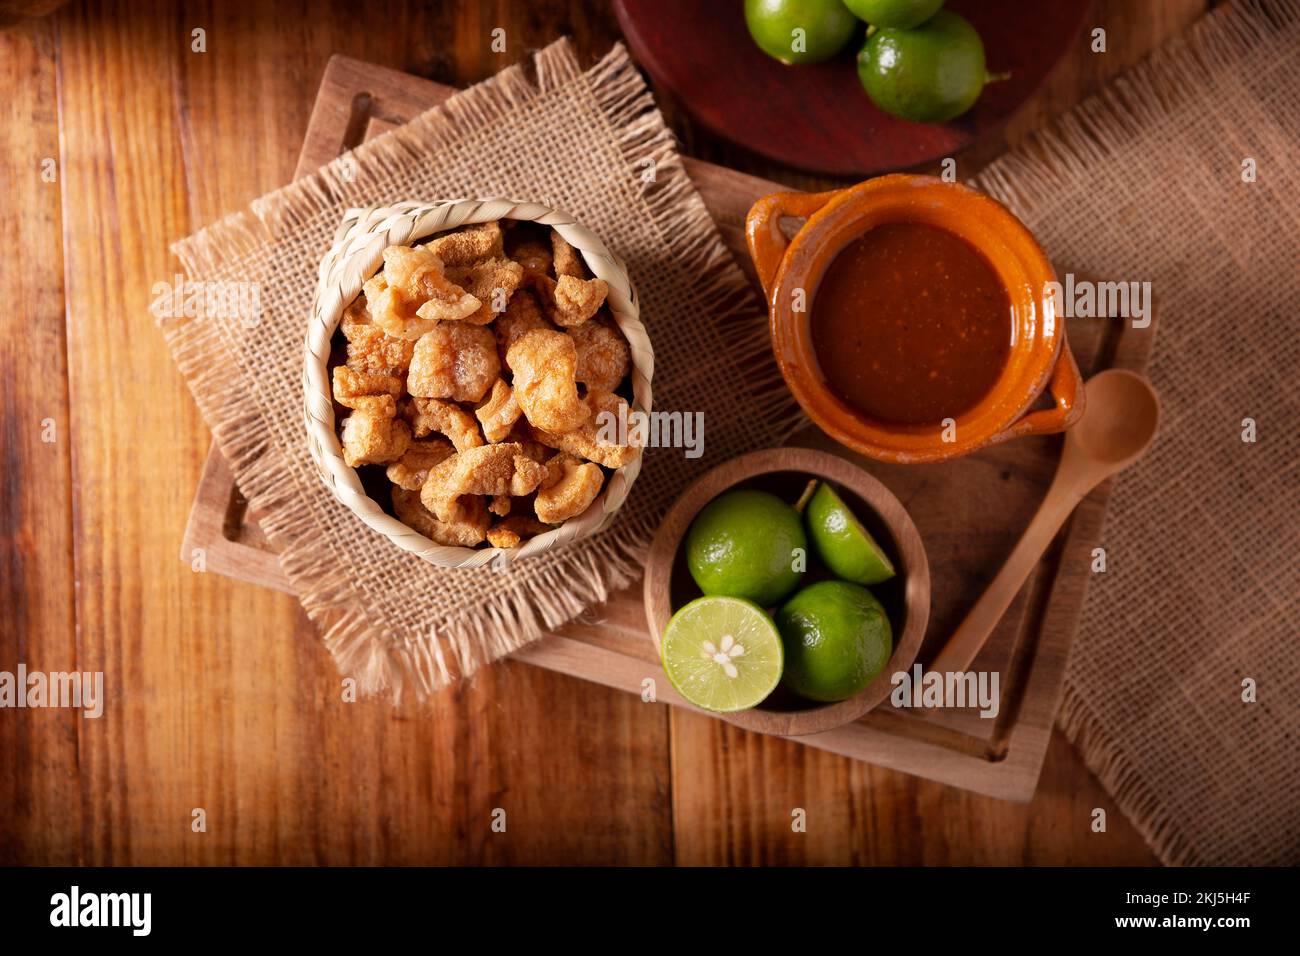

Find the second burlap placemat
[[161, 40, 799, 700], [973, 0, 1299, 864]]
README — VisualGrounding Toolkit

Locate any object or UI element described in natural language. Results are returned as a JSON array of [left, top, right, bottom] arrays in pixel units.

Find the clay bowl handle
[[745, 190, 840, 299], [989, 337, 1086, 444]]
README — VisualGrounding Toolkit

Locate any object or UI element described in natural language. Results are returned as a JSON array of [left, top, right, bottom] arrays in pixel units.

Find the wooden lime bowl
[[643, 448, 931, 736]]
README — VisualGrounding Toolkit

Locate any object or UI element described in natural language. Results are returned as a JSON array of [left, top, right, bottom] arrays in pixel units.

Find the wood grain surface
[[0, 0, 1211, 865]]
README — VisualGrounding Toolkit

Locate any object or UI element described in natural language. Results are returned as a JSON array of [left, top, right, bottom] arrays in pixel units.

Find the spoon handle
[[929, 473, 1089, 676]]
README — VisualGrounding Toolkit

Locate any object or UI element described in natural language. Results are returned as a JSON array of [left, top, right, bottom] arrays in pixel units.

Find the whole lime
[[685, 489, 807, 606], [776, 580, 893, 702], [857, 9, 989, 122], [843, 0, 945, 29], [744, 0, 859, 66]]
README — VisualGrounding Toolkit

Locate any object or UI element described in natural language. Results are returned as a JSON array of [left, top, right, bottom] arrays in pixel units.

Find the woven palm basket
[[303, 198, 653, 568]]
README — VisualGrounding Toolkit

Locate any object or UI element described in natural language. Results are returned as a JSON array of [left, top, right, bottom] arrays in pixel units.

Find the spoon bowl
[[1065, 369, 1161, 470]]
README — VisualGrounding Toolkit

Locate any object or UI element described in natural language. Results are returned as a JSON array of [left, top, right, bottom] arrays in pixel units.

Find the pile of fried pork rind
[[331, 219, 638, 550]]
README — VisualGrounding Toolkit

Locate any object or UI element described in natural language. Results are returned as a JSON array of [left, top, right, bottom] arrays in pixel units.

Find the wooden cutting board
[[180, 55, 1155, 803]]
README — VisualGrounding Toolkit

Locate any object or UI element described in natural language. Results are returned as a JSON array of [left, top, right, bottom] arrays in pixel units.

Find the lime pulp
[[661, 596, 784, 712]]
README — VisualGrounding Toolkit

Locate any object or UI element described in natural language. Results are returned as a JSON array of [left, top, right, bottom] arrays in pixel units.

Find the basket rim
[[302, 198, 654, 569]]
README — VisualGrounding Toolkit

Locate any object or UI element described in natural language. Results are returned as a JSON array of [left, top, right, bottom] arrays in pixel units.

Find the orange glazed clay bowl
[[746, 174, 1085, 464]]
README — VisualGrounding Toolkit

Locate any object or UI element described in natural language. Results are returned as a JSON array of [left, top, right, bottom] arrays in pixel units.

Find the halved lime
[[661, 597, 784, 712], [805, 482, 896, 585]]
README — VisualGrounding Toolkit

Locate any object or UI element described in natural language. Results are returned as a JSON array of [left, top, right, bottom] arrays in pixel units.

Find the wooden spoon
[[930, 369, 1161, 675]]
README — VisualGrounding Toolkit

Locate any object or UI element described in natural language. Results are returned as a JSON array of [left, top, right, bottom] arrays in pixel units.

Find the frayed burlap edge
[[159, 39, 780, 702], [973, 0, 1298, 864], [1057, 693, 1205, 865]]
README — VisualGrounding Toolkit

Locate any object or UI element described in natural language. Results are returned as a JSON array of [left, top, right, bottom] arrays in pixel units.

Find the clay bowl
[[643, 448, 930, 736], [747, 175, 1084, 465]]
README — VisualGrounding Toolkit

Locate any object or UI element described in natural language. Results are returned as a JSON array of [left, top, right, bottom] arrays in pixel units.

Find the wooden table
[[0, 0, 1207, 866]]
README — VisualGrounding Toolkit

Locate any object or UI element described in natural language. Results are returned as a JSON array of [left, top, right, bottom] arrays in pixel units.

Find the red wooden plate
[[614, 0, 1093, 177]]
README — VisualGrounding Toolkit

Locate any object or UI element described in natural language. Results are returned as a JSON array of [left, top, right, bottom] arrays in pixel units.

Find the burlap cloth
[[971, 0, 1299, 865], [162, 41, 798, 699]]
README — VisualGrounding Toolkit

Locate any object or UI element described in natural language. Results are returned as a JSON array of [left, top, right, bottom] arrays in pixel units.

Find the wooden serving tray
[[180, 55, 1156, 802]]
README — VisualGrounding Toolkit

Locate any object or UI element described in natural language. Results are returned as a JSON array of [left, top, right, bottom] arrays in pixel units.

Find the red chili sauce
[[810, 222, 1012, 426]]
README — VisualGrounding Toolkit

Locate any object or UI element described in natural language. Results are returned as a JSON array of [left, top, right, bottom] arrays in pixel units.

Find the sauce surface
[[810, 222, 1012, 426]]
